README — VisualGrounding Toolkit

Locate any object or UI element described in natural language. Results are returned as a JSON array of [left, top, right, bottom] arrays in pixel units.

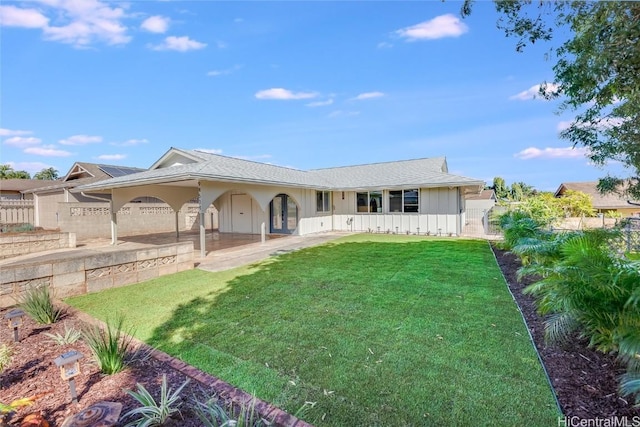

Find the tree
[[33, 167, 59, 180], [0, 164, 30, 179], [0, 164, 12, 179], [491, 176, 509, 200], [463, 2, 640, 197]]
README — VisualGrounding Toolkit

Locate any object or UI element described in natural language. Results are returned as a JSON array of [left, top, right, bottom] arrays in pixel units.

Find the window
[[356, 191, 383, 213], [316, 191, 331, 212], [389, 189, 419, 213]]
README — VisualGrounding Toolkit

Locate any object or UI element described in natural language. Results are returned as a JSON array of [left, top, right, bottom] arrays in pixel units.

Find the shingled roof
[[76, 147, 484, 193], [22, 162, 146, 194], [555, 181, 638, 210]]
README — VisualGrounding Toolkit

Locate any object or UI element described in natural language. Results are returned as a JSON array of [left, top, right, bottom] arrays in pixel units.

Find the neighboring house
[[465, 189, 496, 211], [0, 179, 56, 200], [21, 162, 149, 230], [77, 148, 484, 255], [554, 181, 640, 216]]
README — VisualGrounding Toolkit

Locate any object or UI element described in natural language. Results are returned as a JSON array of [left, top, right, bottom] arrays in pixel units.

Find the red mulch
[[2, 244, 639, 425], [0, 312, 219, 426]]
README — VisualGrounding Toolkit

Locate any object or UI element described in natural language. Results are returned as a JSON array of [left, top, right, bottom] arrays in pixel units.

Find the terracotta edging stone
[[63, 303, 313, 427]]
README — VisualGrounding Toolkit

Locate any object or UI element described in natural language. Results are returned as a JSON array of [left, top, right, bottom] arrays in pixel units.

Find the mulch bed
[[0, 311, 221, 427], [1, 243, 639, 425], [491, 244, 640, 419]]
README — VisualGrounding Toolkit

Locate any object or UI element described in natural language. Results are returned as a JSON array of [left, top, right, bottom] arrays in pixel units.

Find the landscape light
[[54, 350, 84, 404], [5, 308, 25, 342]]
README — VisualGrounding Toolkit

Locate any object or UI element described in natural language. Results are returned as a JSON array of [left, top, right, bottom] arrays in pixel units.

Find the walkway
[[196, 232, 349, 272]]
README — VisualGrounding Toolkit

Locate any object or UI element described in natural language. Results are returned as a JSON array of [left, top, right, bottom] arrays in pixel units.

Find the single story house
[[77, 148, 484, 257], [0, 179, 55, 200], [554, 181, 640, 217]]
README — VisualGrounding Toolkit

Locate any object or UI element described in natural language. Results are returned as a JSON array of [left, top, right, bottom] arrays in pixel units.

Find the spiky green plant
[[82, 315, 135, 375], [123, 374, 189, 427], [44, 322, 82, 345], [17, 285, 62, 324], [193, 397, 271, 427]]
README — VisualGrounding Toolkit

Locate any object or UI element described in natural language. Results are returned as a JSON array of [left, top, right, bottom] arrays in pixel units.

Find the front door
[[270, 194, 298, 234], [231, 194, 253, 233]]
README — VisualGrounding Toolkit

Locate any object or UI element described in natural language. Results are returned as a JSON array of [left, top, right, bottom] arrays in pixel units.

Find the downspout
[[81, 192, 118, 245]]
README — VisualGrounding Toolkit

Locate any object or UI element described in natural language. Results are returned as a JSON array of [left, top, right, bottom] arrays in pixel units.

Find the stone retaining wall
[[0, 242, 194, 308], [0, 232, 76, 260]]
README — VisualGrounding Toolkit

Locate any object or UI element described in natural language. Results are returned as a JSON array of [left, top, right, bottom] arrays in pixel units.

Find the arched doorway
[[270, 194, 298, 234]]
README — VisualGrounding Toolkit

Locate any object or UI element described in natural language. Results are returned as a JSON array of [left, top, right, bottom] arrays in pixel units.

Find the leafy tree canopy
[[33, 167, 59, 180], [0, 164, 31, 179], [463, 2, 640, 197]]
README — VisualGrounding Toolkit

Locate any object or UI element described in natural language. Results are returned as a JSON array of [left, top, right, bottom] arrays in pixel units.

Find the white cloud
[[40, 0, 131, 47], [25, 145, 73, 157], [59, 134, 102, 145], [557, 117, 625, 133], [207, 64, 241, 77], [352, 92, 384, 101], [0, 5, 49, 28], [255, 88, 318, 100], [97, 153, 126, 160], [510, 83, 560, 101], [3, 136, 42, 147], [377, 41, 393, 49], [306, 99, 334, 107], [514, 146, 589, 160], [140, 15, 169, 33], [0, 128, 32, 137], [111, 138, 148, 146], [195, 148, 223, 154], [396, 14, 468, 41], [151, 35, 206, 51]]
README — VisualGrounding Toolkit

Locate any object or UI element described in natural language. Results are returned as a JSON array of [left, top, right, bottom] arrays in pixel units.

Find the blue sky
[[0, 1, 627, 191]]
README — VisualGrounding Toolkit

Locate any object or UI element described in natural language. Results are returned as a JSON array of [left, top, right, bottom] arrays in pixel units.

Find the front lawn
[[67, 235, 559, 426]]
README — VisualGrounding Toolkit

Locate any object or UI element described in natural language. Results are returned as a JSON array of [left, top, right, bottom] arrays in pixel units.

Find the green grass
[[67, 235, 560, 426]]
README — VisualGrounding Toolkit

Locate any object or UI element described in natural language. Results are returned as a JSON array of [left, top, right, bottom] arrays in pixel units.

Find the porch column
[[199, 212, 206, 258], [261, 221, 266, 244], [110, 200, 118, 245], [175, 211, 180, 238]]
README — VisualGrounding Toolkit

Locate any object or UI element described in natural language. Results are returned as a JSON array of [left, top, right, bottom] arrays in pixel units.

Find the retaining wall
[[0, 232, 76, 260], [0, 242, 194, 308]]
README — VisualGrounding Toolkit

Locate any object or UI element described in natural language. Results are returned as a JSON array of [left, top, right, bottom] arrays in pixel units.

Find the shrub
[[193, 397, 270, 427], [44, 322, 82, 345], [123, 374, 189, 426], [82, 315, 135, 375], [17, 285, 62, 324], [496, 210, 548, 250], [0, 344, 12, 373]]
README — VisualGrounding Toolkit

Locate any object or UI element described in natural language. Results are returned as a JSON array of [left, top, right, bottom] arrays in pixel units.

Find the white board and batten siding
[[332, 187, 461, 236]]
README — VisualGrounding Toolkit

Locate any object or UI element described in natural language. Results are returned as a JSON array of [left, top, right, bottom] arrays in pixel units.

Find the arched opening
[[270, 194, 298, 234]]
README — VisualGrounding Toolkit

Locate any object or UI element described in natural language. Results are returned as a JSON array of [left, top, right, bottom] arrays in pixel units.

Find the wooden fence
[[0, 200, 35, 230]]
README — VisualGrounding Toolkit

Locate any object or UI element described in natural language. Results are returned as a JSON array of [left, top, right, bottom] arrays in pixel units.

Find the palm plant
[[522, 229, 639, 351], [496, 210, 548, 250]]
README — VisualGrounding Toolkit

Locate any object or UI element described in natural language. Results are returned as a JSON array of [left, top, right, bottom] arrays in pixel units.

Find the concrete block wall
[[0, 232, 76, 260], [0, 242, 194, 308], [57, 202, 218, 239]]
